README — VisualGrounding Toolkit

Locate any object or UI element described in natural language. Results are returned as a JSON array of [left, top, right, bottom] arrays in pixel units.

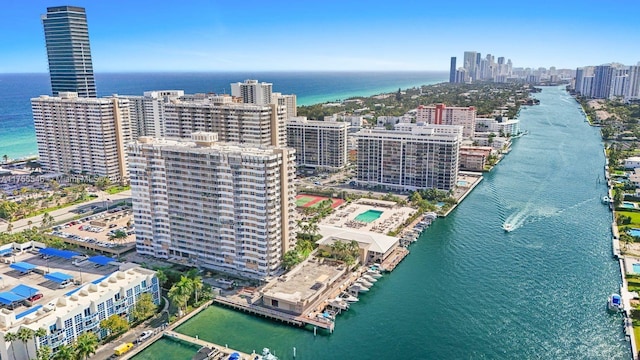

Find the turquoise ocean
[[0, 71, 446, 161]]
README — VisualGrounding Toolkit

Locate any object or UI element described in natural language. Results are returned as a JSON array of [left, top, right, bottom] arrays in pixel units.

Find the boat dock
[[214, 297, 335, 332], [162, 330, 257, 360], [380, 247, 409, 272]]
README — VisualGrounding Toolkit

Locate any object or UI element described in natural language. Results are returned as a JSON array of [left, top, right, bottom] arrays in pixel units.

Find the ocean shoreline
[[0, 71, 447, 160]]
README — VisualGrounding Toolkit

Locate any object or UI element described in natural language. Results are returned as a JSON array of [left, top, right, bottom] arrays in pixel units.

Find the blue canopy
[[91, 273, 111, 285], [11, 284, 39, 298], [0, 248, 12, 256], [88, 255, 116, 266], [39, 248, 80, 259], [0, 292, 24, 305], [10, 262, 36, 273], [44, 272, 74, 283], [228, 353, 240, 360], [15, 305, 42, 320]]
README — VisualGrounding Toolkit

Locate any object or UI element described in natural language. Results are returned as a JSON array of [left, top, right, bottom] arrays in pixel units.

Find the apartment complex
[[0, 265, 159, 360], [231, 79, 273, 105], [475, 117, 520, 136], [31, 92, 132, 182], [41, 6, 96, 98], [416, 104, 476, 138], [164, 97, 287, 147], [354, 124, 463, 191], [272, 92, 297, 119], [119, 90, 184, 138], [575, 63, 640, 101], [128, 132, 296, 279], [286, 117, 348, 171]]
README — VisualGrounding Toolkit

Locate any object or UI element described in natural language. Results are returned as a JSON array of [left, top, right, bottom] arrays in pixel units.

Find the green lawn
[[24, 195, 98, 219], [617, 211, 640, 227], [105, 185, 130, 195]]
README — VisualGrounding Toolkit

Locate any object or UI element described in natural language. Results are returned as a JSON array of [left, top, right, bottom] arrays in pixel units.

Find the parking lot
[[0, 249, 120, 312], [51, 207, 136, 255]]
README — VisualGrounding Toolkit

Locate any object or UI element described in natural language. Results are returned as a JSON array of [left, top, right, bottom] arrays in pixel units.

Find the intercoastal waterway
[[134, 86, 631, 359]]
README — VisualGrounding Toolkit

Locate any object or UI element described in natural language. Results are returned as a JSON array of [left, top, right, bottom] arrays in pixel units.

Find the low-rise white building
[[0, 264, 159, 360], [475, 117, 520, 136], [625, 157, 640, 169]]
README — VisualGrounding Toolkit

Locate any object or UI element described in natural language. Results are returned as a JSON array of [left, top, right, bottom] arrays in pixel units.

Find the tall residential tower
[[128, 132, 296, 279], [41, 6, 96, 98]]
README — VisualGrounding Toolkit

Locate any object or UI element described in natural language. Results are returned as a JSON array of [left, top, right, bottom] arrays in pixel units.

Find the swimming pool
[[622, 202, 637, 209], [355, 209, 383, 223], [457, 180, 468, 187], [633, 263, 640, 274], [628, 228, 640, 237]]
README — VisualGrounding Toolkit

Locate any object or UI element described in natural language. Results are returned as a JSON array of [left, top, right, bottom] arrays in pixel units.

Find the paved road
[[0, 190, 132, 234], [92, 296, 169, 360]]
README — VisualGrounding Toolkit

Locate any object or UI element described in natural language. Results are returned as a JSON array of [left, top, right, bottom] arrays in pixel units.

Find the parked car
[[137, 330, 153, 343], [27, 293, 43, 302]]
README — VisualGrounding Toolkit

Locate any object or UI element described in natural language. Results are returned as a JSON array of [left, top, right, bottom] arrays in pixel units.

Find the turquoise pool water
[[457, 180, 468, 186], [628, 229, 640, 237], [622, 202, 637, 209], [633, 264, 640, 274], [355, 209, 383, 223]]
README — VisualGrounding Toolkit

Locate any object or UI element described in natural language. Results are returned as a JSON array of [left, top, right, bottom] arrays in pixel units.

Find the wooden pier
[[214, 297, 335, 332], [380, 247, 409, 272], [163, 330, 256, 360]]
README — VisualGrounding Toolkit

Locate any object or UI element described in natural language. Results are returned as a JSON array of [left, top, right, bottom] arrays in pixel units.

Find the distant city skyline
[[1, 0, 639, 73]]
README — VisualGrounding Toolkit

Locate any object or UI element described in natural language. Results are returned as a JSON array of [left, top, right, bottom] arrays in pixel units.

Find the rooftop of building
[[0, 243, 154, 332], [287, 117, 349, 127], [317, 225, 398, 255], [261, 259, 346, 304], [132, 133, 289, 156]]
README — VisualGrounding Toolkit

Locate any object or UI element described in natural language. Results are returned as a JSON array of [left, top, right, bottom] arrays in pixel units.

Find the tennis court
[[295, 194, 344, 209]]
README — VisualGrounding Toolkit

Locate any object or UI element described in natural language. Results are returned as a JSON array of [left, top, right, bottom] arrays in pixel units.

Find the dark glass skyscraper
[[449, 57, 457, 83], [42, 6, 96, 98]]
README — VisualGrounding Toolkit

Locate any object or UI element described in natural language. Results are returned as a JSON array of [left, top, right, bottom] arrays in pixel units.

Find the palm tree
[[192, 275, 204, 304], [33, 327, 47, 353], [4, 332, 18, 360], [36, 345, 52, 360], [2, 154, 8, 164], [52, 344, 74, 360], [168, 276, 193, 315], [17, 327, 35, 360], [74, 331, 98, 360]]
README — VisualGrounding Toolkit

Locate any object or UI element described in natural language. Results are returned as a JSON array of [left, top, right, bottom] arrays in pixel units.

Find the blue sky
[[1, 0, 639, 72]]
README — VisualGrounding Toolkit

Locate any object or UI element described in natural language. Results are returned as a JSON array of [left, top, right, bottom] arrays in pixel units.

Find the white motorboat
[[608, 293, 623, 312], [362, 274, 377, 283], [340, 292, 359, 303], [357, 278, 373, 287], [503, 223, 514, 232], [366, 271, 382, 279], [350, 284, 369, 293]]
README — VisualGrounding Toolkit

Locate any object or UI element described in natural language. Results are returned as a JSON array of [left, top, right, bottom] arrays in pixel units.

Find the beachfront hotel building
[[354, 124, 463, 191], [164, 96, 287, 147], [128, 132, 296, 279], [31, 92, 133, 183], [416, 104, 477, 138], [231, 79, 273, 105], [286, 117, 348, 171], [118, 90, 184, 138], [41, 6, 96, 98], [0, 265, 159, 360]]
